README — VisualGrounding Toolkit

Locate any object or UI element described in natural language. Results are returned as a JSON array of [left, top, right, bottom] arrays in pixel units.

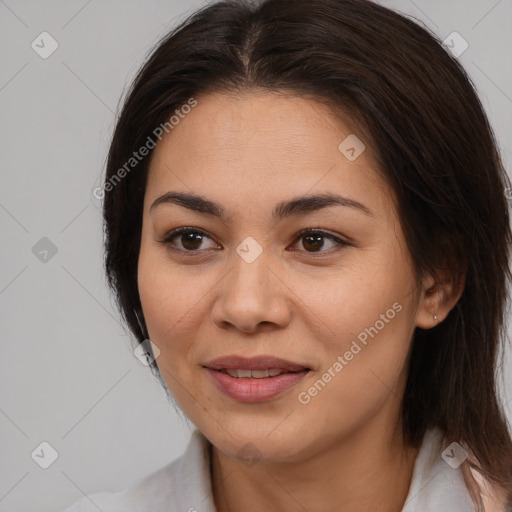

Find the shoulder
[[469, 466, 511, 512], [402, 428, 510, 512], [60, 430, 216, 512], [402, 428, 475, 511]]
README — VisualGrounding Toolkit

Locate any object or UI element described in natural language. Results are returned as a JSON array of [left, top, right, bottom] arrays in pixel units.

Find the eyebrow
[[150, 191, 374, 221]]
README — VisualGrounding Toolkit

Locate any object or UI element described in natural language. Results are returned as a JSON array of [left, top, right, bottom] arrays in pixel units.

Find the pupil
[[304, 235, 323, 252], [183, 232, 202, 250]]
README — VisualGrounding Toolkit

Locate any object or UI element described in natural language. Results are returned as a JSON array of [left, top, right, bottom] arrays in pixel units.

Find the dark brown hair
[[101, 0, 512, 507]]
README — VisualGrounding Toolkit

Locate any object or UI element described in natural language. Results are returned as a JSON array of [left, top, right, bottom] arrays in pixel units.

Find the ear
[[415, 267, 465, 329]]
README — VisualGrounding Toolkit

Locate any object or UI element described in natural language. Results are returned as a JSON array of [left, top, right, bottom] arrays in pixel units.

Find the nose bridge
[[228, 239, 274, 301], [211, 238, 290, 331]]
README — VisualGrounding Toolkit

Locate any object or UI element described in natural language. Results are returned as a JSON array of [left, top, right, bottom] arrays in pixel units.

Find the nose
[[210, 250, 292, 334]]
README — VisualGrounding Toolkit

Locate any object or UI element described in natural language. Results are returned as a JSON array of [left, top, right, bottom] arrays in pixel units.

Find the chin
[[202, 417, 316, 464]]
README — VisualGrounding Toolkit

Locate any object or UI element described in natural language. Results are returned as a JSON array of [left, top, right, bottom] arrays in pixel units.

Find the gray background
[[1, 0, 511, 510]]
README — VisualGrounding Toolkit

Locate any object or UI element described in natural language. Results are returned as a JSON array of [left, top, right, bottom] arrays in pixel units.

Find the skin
[[137, 90, 464, 512]]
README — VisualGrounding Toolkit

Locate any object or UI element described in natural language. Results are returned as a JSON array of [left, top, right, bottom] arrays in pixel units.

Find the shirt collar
[[176, 427, 475, 512]]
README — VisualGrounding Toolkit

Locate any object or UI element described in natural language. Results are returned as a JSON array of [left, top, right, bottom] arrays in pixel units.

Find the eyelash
[[159, 227, 349, 256]]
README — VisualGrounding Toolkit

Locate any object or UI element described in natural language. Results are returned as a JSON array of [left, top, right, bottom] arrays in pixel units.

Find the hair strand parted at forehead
[[102, 0, 512, 506]]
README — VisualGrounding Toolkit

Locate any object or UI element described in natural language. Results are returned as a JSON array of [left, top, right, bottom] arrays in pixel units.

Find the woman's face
[[138, 90, 428, 462]]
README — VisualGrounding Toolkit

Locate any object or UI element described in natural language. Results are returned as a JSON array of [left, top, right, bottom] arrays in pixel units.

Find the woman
[[63, 0, 512, 510]]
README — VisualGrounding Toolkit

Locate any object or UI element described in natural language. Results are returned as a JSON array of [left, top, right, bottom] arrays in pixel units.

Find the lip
[[203, 355, 310, 403], [204, 355, 309, 372]]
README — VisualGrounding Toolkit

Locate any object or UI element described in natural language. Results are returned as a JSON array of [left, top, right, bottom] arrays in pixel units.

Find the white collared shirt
[[62, 428, 480, 511]]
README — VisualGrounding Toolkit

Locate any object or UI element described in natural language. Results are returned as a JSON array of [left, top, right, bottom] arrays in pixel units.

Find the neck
[[210, 418, 420, 512]]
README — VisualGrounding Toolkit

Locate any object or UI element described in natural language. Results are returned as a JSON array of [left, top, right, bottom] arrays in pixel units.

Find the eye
[[290, 228, 349, 254], [160, 227, 349, 256], [160, 227, 219, 253]]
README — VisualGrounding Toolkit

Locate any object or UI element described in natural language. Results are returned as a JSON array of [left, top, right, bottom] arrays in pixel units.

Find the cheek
[[138, 244, 193, 326], [291, 243, 414, 348], [295, 307, 414, 444], [293, 245, 416, 406], [137, 256, 199, 403], [137, 247, 216, 368], [138, 246, 183, 355]]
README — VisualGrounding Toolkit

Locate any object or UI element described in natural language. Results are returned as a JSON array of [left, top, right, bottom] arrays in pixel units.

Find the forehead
[[150, 90, 369, 163], [145, 90, 392, 220]]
